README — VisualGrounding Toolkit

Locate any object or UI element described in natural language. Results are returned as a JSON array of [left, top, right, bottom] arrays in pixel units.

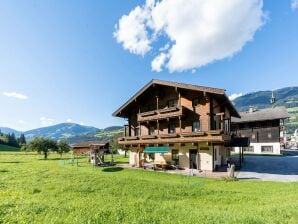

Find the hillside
[[0, 144, 20, 152], [233, 86, 298, 134], [0, 127, 21, 136], [64, 126, 123, 144], [24, 123, 100, 141]]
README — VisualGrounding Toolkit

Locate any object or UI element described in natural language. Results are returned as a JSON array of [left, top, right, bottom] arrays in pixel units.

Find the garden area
[[1, 150, 298, 223]]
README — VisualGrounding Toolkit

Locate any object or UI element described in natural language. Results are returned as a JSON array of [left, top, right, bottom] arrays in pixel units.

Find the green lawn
[[1, 153, 298, 223], [0, 144, 20, 152]]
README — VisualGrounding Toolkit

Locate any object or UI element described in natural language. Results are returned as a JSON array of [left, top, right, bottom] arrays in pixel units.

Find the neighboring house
[[72, 140, 109, 154], [113, 79, 242, 171], [231, 107, 289, 155]]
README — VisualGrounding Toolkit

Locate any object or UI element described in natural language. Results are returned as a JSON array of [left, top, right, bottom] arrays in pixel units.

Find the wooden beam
[[179, 116, 182, 134]]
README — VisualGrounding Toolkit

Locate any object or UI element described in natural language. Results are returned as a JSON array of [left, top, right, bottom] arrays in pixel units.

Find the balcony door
[[189, 149, 198, 169]]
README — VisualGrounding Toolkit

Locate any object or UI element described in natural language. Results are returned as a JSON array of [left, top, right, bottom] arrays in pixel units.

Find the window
[[192, 121, 200, 132], [223, 119, 230, 133], [168, 124, 176, 134], [135, 128, 140, 136], [124, 125, 129, 137], [192, 98, 199, 107], [172, 150, 179, 161], [244, 146, 254, 152], [149, 126, 155, 135], [214, 148, 217, 161], [148, 104, 155, 111], [148, 153, 155, 160], [261, 146, 273, 153], [168, 99, 178, 107]]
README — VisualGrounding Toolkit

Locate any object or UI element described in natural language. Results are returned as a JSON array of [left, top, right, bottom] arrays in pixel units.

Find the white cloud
[[151, 53, 168, 72], [3, 91, 28, 100], [114, 0, 265, 72], [40, 117, 55, 126], [114, 0, 154, 55], [229, 93, 243, 101], [292, 0, 298, 11], [66, 118, 72, 123], [18, 120, 26, 124], [80, 122, 85, 126]]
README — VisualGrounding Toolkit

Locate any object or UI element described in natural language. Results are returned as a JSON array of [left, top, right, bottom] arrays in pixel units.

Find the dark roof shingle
[[72, 140, 109, 148], [231, 107, 289, 123]]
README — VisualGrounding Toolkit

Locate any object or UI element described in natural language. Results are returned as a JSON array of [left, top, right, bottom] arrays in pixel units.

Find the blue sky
[[0, 0, 297, 131]]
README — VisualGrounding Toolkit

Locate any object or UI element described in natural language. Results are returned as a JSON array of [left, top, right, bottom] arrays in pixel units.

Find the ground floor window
[[243, 146, 254, 152], [261, 146, 273, 153], [148, 153, 155, 160], [172, 149, 179, 161]]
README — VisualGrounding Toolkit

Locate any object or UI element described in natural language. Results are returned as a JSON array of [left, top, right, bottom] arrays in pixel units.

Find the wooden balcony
[[137, 106, 183, 122], [118, 130, 230, 145]]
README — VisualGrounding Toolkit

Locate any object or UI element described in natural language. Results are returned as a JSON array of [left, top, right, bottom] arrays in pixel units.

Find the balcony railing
[[137, 106, 183, 122], [118, 130, 227, 144]]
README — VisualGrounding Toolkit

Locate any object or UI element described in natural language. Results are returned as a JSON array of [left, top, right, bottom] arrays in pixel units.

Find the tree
[[8, 133, 19, 147], [57, 141, 71, 156], [110, 132, 128, 157], [18, 134, 26, 145], [26, 137, 58, 159]]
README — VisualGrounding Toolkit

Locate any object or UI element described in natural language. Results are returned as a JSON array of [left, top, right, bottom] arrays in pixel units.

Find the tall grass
[[0, 152, 298, 223]]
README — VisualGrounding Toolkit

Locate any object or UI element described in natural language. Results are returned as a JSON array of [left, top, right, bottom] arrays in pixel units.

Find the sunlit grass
[[0, 152, 298, 223]]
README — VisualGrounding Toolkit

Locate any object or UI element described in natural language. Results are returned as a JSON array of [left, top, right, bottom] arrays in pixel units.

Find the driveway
[[236, 150, 298, 182]]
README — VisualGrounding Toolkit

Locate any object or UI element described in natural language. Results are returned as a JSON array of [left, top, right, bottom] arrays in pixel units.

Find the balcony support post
[[157, 120, 159, 135], [156, 96, 159, 110], [128, 118, 132, 136], [179, 116, 182, 134]]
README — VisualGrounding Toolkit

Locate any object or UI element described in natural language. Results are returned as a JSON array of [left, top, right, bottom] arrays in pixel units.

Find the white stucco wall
[[128, 143, 228, 171], [129, 151, 137, 166], [234, 142, 281, 155]]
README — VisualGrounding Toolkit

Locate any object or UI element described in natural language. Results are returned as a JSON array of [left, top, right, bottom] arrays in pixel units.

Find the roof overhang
[[112, 79, 239, 118]]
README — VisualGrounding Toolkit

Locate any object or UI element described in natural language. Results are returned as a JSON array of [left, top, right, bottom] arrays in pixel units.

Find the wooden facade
[[113, 79, 240, 171], [72, 141, 109, 155], [231, 107, 289, 154]]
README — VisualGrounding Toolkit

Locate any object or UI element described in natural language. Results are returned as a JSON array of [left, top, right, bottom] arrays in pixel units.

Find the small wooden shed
[[72, 141, 110, 155]]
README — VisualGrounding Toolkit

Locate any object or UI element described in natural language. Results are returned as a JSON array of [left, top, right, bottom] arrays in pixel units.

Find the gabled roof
[[231, 107, 289, 123], [72, 140, 109, 148], [113, 79, 240, 118]]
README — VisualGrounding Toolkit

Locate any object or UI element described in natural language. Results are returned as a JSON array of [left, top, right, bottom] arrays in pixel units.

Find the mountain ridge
[[232, 86, 298, 134], [0, 123, 123, 142]]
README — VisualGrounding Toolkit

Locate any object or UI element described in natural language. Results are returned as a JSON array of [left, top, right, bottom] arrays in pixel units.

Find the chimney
[[248, 106, 256, 113], [271, 91, 276, 105]]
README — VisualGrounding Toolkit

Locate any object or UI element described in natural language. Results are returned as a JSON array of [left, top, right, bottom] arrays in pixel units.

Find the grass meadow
[[1, 149, 298, 223]]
